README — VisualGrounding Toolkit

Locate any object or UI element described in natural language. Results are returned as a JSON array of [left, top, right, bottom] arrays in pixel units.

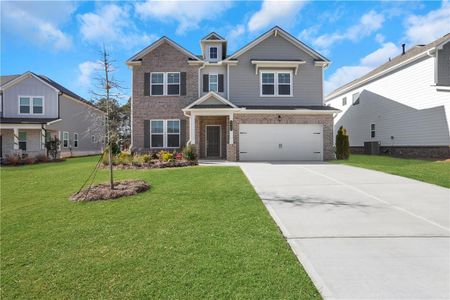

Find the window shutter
[[144, 120, 150, 148], [180, 72, 186, 95], [180, 119, 186, 148], [144, 73, 150, 96], [218, 74, 224, 93], [203, 74, 209, 92]]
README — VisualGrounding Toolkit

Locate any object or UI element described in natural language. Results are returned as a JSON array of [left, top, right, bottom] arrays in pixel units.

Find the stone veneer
[[232, 113, 335, 161], [131, 42, 199, 151]]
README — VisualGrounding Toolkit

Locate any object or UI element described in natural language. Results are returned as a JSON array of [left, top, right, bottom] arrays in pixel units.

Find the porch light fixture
[[278, 115, 282, 122]]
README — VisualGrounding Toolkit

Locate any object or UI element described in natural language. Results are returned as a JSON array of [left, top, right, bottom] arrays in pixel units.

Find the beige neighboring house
[[0, 72, 105, 159], [127, 26, 338, 161]]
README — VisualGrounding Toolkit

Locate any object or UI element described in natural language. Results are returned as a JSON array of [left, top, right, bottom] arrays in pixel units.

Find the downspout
[[183, 110, 192, 145]]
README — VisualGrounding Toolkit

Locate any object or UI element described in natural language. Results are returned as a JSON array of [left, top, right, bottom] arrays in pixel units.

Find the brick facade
[[195, 116, 229, 159], [131, 42, 199, 151], [232, 113, 335, 161]]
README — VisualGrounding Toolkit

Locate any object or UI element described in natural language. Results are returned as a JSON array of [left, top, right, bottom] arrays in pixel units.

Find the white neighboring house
[[326, 33, 450, 159]]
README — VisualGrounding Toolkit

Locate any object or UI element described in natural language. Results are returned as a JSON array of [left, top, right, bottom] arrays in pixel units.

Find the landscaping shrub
[[157, 150, 173, 162], [4, 154, 21, 165], [182, 145, 197, 161], [336, 126, 350, 160], [142, 154, 151, 163], [118, 152, 133, 164], [35, 154, 49, 163], [22, 157, 35, 165]]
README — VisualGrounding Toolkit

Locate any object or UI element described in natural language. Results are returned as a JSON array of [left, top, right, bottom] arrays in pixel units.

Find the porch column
[[13, 128, 19, 150], [190, 114, 196, 144], [229, 114, 234, 144], [41, 128, 46, 150]]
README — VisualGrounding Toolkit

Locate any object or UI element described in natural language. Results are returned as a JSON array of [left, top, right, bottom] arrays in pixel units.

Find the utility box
[[364, 141, 380, 155]]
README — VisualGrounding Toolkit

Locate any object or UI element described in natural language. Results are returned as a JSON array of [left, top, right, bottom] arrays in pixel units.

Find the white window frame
[[150, 72, 180, 96], [73, 133, 78, 148], [370, 124, 376, 138], [352, 92, 360, 104], [18, 131, 27, 151], [150, 119, 180, 149], [342, 97, 347, 106], [209, 46, 218, 61], [62, 131, 69, 148], [18, 96, 45, 115], [209, 74, 218, 92], [259, 70, 293, 97]]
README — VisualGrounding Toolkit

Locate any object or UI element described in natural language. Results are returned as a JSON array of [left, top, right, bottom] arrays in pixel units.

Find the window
[[19, 97, 30, 114], [151, 73, 164, 95], [209, 47, 218, 60], [74, 133, 78, 148], [150, 120, 164, 148], [167, 120, 180, 148], [150, 119, 180, 148], [18, 96, 44, 114], [352, 92, 360, 105], [342, 97, 347, 106], [91, 135, 96, 143], [18, 132, 27, 151], [32, 97, 43, 114], [63, 132, 69, 148], [278, 73, 291, 95], [260, 71, 292, 96], [370, 124, 376, 138], [167, 72, 180, 95], [209, 74, 218, 92]]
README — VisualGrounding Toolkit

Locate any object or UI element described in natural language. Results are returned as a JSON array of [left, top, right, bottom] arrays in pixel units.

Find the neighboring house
[[126, 26, 338, 161], [326, 33, 450, 159], [0, 72, 105, 158]]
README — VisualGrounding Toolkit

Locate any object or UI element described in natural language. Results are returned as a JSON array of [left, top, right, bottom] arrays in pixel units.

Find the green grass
[[332, 154, 450, 188], [1, 156, 319, 299]]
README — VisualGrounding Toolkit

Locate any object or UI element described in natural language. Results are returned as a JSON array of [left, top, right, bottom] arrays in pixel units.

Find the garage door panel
[[239, 124, 323, 161]]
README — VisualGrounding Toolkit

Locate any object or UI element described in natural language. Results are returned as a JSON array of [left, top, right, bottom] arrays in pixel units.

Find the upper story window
[[19, 96, 44, 114], [260, 71, 292, 97], [342, 97, 347, 106], [209, 74, 218, 92], [352, 92, 360, 105], [370, 124, 376, 138], [151, 72, 180, 96], [209, 47, 218, 60]]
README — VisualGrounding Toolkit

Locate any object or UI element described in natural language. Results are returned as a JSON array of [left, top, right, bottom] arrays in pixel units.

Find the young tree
[[91, 46, 125, 189], [336, 126, 350, 160]]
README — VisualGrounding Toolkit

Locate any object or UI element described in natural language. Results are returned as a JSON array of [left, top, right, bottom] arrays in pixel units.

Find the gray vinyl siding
[[2, 76, 58, 118], [46, 95, 104, 153], [437, 42, 450, 86], [229, 34, 323, 106], [200, 65, 227, 98]]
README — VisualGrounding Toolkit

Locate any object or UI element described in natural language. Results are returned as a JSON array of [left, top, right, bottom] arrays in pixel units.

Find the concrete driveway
[[239, 162, 450, 300]]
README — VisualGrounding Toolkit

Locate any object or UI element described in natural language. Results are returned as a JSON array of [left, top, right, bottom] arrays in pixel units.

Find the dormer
[[200, 32, 227, 62]]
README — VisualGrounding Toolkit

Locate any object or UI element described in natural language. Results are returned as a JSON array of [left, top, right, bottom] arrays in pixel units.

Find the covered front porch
[[183, 92, 239, 161]]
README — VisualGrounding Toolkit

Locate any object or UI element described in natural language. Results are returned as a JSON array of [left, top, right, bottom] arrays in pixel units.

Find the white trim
[[1, 72, 59, 93], [184, 91, 238, 110], [150, 119, 180, 149], [17, 95, 45, 115], [259, 70, 293, 97], [73, 132, 79, 148], [370, 123, 376, 139], [205, 124, 221, 158], [235, 109, 339, 115], [150, 72, 164, 96], [251, 60, 305, 75], [224, 26, 329, 63], [62, 131, 69, 148], [0, 123, 43, 130], [208, 45, 219, 61], [126, 37, 200, 64], [435, 85, 450, 91], [150, 72, 180, 96], [201, 32, 226, 41]]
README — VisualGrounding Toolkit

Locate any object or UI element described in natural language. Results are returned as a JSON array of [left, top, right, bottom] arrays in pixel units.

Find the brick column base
[[226, 144, 237, 161], [190, 144, 200, 159]]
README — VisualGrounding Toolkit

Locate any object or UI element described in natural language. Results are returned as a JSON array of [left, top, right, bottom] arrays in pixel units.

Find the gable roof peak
[[201, 32, 226, 41]]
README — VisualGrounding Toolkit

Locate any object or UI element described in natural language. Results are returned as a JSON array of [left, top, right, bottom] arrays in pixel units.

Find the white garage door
[[239, 124, 323, 161]]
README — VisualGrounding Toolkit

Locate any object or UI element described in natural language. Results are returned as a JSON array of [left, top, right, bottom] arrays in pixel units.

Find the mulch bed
[[100, 160, 198, 169], [70, 180, 150, 202]]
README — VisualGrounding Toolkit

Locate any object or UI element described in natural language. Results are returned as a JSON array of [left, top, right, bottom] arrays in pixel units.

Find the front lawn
[[1, 156, 319, 299], [332, 154, 450, 188]]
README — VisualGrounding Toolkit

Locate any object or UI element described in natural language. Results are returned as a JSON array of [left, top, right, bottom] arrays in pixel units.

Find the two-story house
[[0, 72, 105, 158], [326, 33, 450, 159], [127, 26, 338, 161]]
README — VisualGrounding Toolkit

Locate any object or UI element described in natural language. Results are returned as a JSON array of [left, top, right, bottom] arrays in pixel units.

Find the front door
[[206, 125, 221, 157]]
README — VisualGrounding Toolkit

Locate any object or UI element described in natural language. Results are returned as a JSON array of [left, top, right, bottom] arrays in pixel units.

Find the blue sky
[[2, 0, 449, 103]]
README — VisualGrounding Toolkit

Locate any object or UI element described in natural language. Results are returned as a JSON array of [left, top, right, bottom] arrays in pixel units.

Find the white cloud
[[247, 0, 308, 32], [298, 25, 320, 42], [226, 24, 246, 51], [325, 42, 400, 95], [79, 4, 157, 49], [77, 61, 102, 88], [404, 0, 450, 45], [1, 1, 74, 50], [313, 10, 385, 49], [135, 0, 233, 35]]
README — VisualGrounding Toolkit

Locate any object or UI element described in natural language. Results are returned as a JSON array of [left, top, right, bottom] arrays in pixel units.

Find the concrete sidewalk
[[240, 162, 450, 300]]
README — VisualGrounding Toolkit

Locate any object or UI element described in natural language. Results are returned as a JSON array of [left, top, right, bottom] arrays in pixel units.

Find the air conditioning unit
[[364, 141, 380, 155]]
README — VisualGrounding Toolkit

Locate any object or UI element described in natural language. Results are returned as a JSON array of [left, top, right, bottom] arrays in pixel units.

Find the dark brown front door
[[206, 125, 221, 157]]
